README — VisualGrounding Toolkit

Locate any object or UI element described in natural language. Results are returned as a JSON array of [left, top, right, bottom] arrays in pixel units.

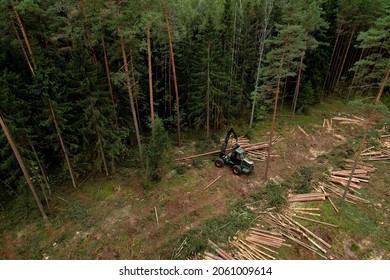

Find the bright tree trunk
[[292, 49, 305, 117], [348, 48, 365, 99], [334, 27, 356, 90], [9, 17, 35, 77], [0, 116, 47, 219], [98, 135, 109, 176], [129, 48, 142, 131], [48, 99, 77, 188], [322, 30, 340, 96], [164, 11, 181, 147], [264, 38, 287, 180], [120, 34, 143, 158], [31, 144, 52, 196], [329, 31, 346, 93], [102, 38, 115, 107], [11, 1, 36, 69]]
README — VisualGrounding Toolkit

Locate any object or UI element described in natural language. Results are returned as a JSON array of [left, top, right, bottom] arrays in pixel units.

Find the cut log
[[203, 175, 222, 190], [298, 125, 309, 137], [292, 214, 338, 228]]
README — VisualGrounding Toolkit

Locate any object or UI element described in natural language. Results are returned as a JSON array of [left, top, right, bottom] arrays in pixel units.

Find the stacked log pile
[[343, 159, 377, 172], [331, 115, 366, 126], [261, 213, 332, 259], [229, 228, 286, 260], [360, 138, 390, 161], [205, 239, 235, 260]]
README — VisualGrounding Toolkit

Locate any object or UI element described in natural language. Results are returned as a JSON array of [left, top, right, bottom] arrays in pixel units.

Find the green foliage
[[251, 180, 287, 208], [144, 116, 171, 186], [164, 202, 255, 259], [292, 167, 313, 194]]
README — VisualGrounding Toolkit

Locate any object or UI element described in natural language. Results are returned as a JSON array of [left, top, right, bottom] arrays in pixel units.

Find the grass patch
[[158, 202, 255, 259]]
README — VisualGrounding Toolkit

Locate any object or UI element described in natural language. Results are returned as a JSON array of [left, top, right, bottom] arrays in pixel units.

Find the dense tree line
[[0, 0, 388, 216]]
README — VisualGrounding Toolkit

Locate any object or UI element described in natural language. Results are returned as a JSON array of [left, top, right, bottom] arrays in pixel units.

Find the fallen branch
[[298, 125, 309, 137], [154, 206, 159, 226], [292, 214, 338, 228], [203, 175, 222, 190]]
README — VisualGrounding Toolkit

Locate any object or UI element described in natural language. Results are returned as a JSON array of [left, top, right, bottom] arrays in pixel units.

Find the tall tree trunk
[[249, 0, 273, 129], [31, 144, 52, 196], [48, 99, 77, 188], [322, 30, 340, 97], [102, 38, 115, 107], [129, 48, 142, 131], [329, 32, 347, 93], [120, 34, 143, 158], [98, 134, 109, 176], [292, 44, 306, 117], [280, 77, 288, 111], [81, 0, 97, 64], [11, 1, 36, 69], [9, 17, 35, 77], [348, 48, 364, 100], [0, 117, 47, 219], [165, 11, 181, 147], [334, 27, 355, 90], [168, 57, 172, 117], [206, 43, 211, 139], [264, 37, 287, 180], [147, 25, 155, 132], [101, 37, 118, 126]]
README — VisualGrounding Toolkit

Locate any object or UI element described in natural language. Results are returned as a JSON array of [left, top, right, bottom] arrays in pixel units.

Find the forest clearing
[[0, 0, 389, 260]]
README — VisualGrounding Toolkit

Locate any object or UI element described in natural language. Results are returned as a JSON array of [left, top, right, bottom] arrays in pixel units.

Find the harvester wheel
[[232, 165, 242, 175], [215, 158, 224, 168]]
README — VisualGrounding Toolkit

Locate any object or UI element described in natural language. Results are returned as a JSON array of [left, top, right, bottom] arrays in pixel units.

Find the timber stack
[[331, 115, 366, 126]]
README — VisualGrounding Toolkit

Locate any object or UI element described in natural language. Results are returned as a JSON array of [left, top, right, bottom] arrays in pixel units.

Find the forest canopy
[[0, 0, 389, 217]]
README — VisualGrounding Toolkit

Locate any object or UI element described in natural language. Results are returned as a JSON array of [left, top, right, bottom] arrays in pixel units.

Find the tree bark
[[9, 17, 35, 77], [329, 31, 347, 93], [292, 46, 305, 117], [48, 99, 77, 188], [102, 38, 115, 107], [348, 48, 364, 100], [81, 0, 97, 64], [147, 24, 155, 132], [11, 1, 36, 69], [120, 34, 143, 158], [31, 144, 52, 196], [98, 134, 109, 176], [165, 11, 181, 147], [322, 30, 340, 96], [249, 0, 273, 129], [129, 48, 142, 131], [334, 27, 355, 90], [0, 116, 47, 219]]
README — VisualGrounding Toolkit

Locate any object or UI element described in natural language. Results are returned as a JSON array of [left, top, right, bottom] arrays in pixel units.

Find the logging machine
[[214, 128, 254, 175]]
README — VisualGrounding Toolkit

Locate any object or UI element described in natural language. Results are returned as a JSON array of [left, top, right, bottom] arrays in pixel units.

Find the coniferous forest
[[0, 0, 389, 260]]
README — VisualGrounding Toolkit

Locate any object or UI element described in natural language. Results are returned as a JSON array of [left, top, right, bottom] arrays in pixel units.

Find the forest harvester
[[214, 128, 254, 175]]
